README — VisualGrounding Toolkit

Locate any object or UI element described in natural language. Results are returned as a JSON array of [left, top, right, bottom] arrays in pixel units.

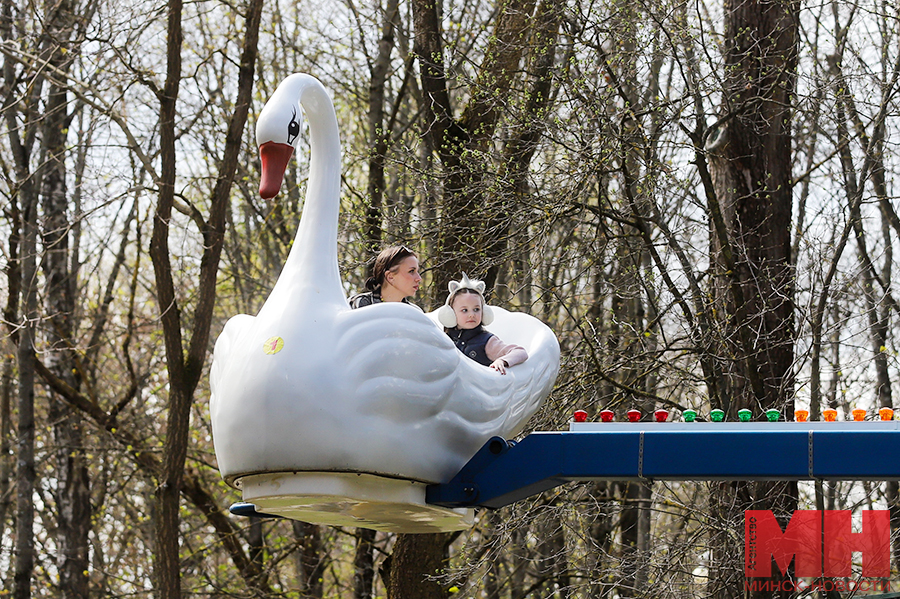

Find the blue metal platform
[[425, 421, 900, 509]]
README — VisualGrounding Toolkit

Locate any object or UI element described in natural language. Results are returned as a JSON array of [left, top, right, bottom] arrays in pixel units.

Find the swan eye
[[287, 108, 301, 144]]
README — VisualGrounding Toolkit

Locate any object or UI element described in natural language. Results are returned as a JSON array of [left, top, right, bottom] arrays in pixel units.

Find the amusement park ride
[[209, 74, 900, 534]]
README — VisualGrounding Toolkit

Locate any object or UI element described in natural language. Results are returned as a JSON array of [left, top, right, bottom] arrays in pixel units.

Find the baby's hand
[[490, 359, 508, 375]]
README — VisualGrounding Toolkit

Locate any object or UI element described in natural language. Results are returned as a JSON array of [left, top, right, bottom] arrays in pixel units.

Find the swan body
[[209, 74, 560, 532]]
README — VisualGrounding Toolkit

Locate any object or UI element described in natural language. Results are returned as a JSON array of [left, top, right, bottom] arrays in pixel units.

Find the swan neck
[[273, 75, 345, 308]]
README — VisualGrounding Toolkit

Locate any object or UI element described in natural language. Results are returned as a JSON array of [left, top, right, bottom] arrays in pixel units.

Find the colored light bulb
[[573, 410, 588, 423], [710, 409, 725, 422], [738, 409, 752, 422], [794, 409, 809, 422], [654, 409, 669, 422], [766, 409, 780, 422], [852, 408, 866, 421], [626, 409, 641, 423], [823, 408, 838, 422], [682, 409, 697, 422], [600, 409, 615, 423], [879, 407, 894, 421]]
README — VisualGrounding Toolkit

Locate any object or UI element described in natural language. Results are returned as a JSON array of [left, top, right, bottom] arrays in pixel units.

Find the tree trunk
[[706, 0, 797, 414], [150, 1, 186, 595], [587, 483, 616, 598], [0, 192, 17, 550], [387, 533, 448, 599], [247, 517, 264, 574], [293, 521, 325, 598], [483, 0, 563, 292], [2, 0, 38, 595], [364, 0, 402, 254], [484, 511, 503, 599], [354, 528, 377, 599], [705, 0, 798, 596], [618, 482, 650, 598], [39, 4, 92, 595], [14, 157, 38, 599], [0, 353, 11, 539]]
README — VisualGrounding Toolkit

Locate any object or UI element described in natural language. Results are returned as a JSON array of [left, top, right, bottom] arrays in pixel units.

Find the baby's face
[[452, 293, 483, 329]]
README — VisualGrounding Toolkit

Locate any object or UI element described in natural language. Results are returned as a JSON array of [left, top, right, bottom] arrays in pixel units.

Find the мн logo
[[745, 510, 890, 577]]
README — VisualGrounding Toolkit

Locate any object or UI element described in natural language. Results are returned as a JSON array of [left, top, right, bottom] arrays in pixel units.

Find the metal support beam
[[425, 421, 900, 509]]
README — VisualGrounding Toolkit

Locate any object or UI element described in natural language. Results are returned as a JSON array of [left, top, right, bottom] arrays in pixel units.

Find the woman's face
[[451, 292, 483, 329], [383, 256, 421, 300]]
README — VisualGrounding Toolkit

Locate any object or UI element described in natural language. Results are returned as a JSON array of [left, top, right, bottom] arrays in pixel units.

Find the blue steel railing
[[425, 421, 900, 509]]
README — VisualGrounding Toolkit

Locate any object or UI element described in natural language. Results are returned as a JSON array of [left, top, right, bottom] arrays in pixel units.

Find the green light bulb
[[710, 409, 725, 422], [738, 409, 752, 422]]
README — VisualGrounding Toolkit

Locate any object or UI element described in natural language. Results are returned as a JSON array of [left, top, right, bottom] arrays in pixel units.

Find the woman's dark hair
[[365, 245, 416, 292]]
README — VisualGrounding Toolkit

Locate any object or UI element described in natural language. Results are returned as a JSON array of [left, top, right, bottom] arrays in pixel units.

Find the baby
[[437, 273, 528, 374]]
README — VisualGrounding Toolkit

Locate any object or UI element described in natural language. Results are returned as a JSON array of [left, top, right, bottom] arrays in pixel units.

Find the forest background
[[1, 0, 899, 596]]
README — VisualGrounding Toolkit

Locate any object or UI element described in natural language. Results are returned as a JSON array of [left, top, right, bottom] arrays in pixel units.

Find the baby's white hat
[[437, 273, 495, 327]]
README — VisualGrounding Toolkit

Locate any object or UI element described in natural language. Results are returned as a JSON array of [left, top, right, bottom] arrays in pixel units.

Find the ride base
[[234, 471, 474, 533]]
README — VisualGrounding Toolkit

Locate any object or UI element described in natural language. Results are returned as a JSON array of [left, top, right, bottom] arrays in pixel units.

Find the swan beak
[[259, 141, 295, 199]]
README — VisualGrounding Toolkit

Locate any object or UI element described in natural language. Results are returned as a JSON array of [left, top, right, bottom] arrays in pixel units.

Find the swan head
[[256, 87, 303, 199]]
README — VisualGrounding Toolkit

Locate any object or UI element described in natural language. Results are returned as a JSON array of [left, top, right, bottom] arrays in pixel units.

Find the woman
[[349, 245, 422, 308]]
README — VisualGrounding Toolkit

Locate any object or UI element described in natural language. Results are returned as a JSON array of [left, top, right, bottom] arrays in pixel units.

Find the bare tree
[[700, 0, 799, 595], [411, 0, 565, 304], [37, 1, 97, 595], [148, 0, 264, 596], [2, 0, 43, 594]]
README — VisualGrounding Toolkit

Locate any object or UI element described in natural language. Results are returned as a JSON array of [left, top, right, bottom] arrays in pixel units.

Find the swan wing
[[337, 304, 511, 425]]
